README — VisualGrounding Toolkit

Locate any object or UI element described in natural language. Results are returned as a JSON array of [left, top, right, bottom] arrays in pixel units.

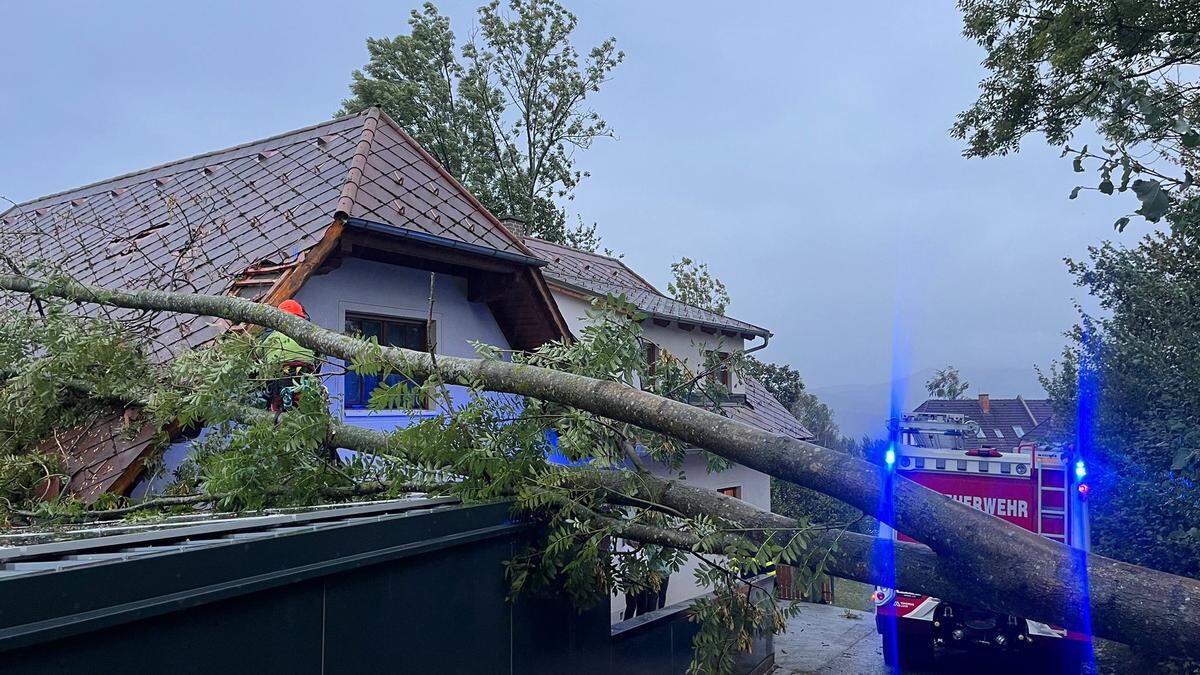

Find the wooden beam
[[264, 220, 345, 306], [652, 318, 672, 328], [677, 322, 696, 332]]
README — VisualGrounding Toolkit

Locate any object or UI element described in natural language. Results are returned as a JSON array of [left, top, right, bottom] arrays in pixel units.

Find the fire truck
[[872, 411, 1091, 670]]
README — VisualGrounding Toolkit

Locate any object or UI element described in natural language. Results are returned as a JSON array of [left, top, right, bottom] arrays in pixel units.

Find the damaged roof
[[0, 108, 548, 361], [523, 236, 771, 339], [1, 109, 567, 501]]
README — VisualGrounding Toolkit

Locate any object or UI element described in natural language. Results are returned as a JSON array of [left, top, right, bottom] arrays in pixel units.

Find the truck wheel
[[882, 632, 934, 670]]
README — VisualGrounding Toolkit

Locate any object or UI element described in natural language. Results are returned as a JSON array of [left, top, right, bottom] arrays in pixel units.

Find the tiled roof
[[0, 108, 533, 361], [0, 108, 546, 500], [914, 395, 1050, 452], [35, 409, 160, 503], [725, 376, 814, 441], [523, 236, 770, 338]]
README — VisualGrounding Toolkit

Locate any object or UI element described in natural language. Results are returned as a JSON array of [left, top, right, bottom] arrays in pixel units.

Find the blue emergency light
[[1074, 459, 1087, 481], [884, 446, 896, 469]]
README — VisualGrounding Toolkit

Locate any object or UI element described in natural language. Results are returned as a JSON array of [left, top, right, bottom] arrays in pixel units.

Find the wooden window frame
[[717, 486, 742, 499]]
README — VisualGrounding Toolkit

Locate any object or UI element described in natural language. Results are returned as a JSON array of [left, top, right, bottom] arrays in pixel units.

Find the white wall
[[551, 290, 776, 620], [296, 257, 512, 433], [553, 292, 748, 394]]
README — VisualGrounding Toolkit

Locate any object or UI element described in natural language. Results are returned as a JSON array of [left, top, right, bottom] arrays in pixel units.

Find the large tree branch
[[1, 274, 1197, 657]]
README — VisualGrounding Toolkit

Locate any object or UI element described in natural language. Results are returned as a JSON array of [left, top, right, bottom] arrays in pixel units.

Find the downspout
[[665, 332, 771, 402]]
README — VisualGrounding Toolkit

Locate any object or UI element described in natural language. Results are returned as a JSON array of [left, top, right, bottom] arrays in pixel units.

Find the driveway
[[772, 603, 892, 674]]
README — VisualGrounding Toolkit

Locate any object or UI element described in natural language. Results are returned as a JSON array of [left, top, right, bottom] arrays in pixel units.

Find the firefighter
[[261, 299, 319, 416]]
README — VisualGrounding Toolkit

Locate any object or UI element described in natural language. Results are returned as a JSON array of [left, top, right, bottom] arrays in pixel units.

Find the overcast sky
[[0, 1, 1142, 415]]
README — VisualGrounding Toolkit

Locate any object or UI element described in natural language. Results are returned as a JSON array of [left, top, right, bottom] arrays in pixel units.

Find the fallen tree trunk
[[2, 274, 1198, 657]]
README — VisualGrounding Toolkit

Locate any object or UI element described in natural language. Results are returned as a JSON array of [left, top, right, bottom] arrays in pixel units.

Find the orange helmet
[[278, 299, 307, 319]]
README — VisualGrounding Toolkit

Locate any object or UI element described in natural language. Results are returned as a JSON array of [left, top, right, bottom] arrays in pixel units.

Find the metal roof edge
[[343, 217, 547, 268]]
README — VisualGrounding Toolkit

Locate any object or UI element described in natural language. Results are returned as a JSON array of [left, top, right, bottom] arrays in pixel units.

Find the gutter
[[341, 217, 548, 268]]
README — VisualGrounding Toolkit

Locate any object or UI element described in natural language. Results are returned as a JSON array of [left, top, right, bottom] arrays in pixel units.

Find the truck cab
[[873, 411, 1091, 670]]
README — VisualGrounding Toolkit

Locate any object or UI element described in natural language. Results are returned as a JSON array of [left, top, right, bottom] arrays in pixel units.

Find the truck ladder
[[1037, 459, 1068, 542]]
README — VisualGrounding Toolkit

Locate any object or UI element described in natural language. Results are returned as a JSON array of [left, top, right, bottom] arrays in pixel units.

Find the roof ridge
[[5, 112, 366, 215], [333, 108, 382, 220]]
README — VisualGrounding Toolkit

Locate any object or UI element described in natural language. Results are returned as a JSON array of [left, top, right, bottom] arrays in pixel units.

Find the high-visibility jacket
[[263, 330, 317, 367]]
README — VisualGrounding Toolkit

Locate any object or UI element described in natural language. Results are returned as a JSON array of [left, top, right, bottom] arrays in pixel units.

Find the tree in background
[[1041, 234, 1200, 579], [340, 0, 622, 247], [743, 358, 805, 410], [925, 365, 970, 399], [955, 0, 1199, 232], [958, 0, 1200, 604], [667, 257, 730, 314]]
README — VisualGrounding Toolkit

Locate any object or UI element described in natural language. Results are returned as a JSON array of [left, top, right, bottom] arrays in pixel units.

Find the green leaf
[[1131, 179, 1170, 222], [1183, 130, 1200, 149], [1073, 156, 1084, 173], [1099, 179, 1114, 195], [1069, 186, 1082, 199], [1114, 217, 1130, 232]]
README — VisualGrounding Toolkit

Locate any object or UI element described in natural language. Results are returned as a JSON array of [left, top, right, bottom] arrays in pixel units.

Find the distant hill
[[809, 367, 1045, 440]]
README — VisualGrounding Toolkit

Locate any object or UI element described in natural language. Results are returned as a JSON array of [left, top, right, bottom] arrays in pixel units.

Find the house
[[2, 110, 810, 618], [522, 234, 812, 613], [914, 394, 1054, 453], [1, 108, 567, 498]]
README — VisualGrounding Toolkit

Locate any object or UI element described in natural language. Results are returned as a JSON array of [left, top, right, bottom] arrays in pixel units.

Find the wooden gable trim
[[263, 220, 346, 306]]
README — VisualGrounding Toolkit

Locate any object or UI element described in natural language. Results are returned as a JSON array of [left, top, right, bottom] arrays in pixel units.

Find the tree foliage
[[1040, 230, 1200, 579], [744, 357, 805, 411], [925, 365, 970, 399], [955, 0, 1200, 230], [958, 0, 1200, 578], [340, 0, 622, 246], [0, 290, 820, 675], [667, 256, 731, 315]]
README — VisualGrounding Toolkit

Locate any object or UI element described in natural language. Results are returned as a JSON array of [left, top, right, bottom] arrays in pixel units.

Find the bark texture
[[1, 274, 1197, 657]]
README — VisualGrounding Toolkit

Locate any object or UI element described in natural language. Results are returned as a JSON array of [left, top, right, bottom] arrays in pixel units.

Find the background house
[[523, 235, 812, 615], [914, 394, 1054, 452]]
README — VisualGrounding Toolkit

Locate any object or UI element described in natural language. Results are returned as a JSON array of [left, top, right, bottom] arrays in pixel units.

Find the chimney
[[500, 215, 527, 239], [978, 393, 990, 414]]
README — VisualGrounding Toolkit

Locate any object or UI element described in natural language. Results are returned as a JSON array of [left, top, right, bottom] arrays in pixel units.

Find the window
[[1013, 426, 1025, 437], [706, 351, 733, 390], [644, 342, 659, 378], [717, 486, 742, 499], [344, 313, 429, 410], [993, 428, 1004, 438], [975, 427, 986, 439]]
